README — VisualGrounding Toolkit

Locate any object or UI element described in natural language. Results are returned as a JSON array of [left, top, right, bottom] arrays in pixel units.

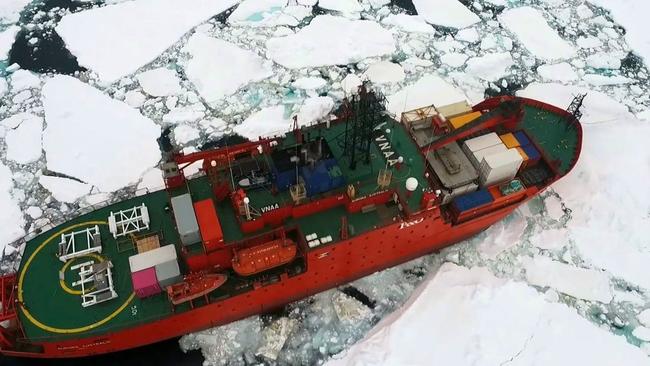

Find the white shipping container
[[470, 143, 507, 169], [479, 149, 523, 186], [462, 132, 502, 154], [129, 244, 178, 273]]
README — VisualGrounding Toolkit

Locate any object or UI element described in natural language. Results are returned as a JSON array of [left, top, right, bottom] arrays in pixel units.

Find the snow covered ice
[[183, 32, 273, 104], [328, 264, 649, 366], [55, 0, 239, 82], [2, 0, 650, 363], [266, 15, 395, 69], [42, 75, 161, 192]]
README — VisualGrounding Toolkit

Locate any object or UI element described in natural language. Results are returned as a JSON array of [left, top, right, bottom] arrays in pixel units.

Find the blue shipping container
[[521, 144, 541, 161], [452, 189, 494, 212], [513, 131, 531, 147]]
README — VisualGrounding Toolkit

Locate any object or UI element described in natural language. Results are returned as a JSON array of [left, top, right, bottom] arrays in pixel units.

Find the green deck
[[15, 100, 579, 344], [519, 105, 580, 174]]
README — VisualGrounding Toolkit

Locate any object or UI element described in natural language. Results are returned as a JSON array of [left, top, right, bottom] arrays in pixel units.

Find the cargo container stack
[[498, 131, 541, 169], [129, 244, 182, 298], [461, 132, 524, 187]]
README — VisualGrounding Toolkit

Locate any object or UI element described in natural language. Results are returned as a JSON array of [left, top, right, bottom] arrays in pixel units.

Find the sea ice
[[412, 0, 480, 29], [440, 52, 468, 67], [380, 14, 435, 34], [476, 212, 526, 259], [328, 263, 649, 365], [173, 124, 201, 146], [2, 113, 43, 164], [183, 32, 273, 105], [499, 7, 576, 61], [292, 77, 327, 91], [233, 105, 291, 140], [266, 15, 395, 69], [465, 52, 514, 81], [296, 96, 335, 125], [585, 53, 622, 69], [39, 175, 92, 203], [0, 0, 31, 23], [9, 70, 41, 91], [589, 0, 650, 63], [319, 0, 362, 17], [519, 83, 650, 291], [42, 75, 161, 192], [228, 0, 312, 27], [523, 256, 613, 303], [386, 74, 468, 117], [537, 62, 578, 82], [361, 61, 405, 84], [0, 26, 20, 61], [56, 0, 239, 82], [136, 68, 183, 97], [0, 162, 24, 251], [255, 317, 297, 361], [518, 83, 634, 124]]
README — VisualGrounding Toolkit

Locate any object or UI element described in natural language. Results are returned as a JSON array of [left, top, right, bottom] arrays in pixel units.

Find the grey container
[[171, 193, 201, 246], [427, 141, 478, 189], [155, 259, 182, 288]]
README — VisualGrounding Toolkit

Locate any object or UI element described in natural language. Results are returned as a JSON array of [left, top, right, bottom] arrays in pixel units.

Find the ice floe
[[537, 62, 578, 82], [386, 74, 468, 117], [519, 82, 650, 291], [0, 0, 31, 23], [465, 52, 514, 81], [42, 75, 161, 192], [2, 113, 43, 164], [266, 15, 395, 69], [136, 68, 183, 97], [499, 7, 576, 61], [523, 256, 613, 303], [380, 14, 435, 34], [328, 263, 648, 365], [0, 162, 24, 251], [233, 105, 291, 139], [0, 26, 20, 60], [56, 0, 239, 82], [412, 0, 480, 29], [39, 175, 92, 203], [319, 0, 362, 17], [183, 32, 273, 105], [228, 0, 312, 27], [361, 61, 405, 84], [589, 0, 650, 63]]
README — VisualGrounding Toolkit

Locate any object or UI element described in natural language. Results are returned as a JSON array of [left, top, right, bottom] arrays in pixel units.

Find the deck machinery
[[0, 84, 583, 358]]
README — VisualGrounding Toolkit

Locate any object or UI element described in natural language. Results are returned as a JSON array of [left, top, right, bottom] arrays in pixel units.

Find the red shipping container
[[193, 199, 224, 252], [131, 267, 161, 299]]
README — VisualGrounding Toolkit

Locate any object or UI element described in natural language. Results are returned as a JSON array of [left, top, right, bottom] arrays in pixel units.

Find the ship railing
[[0, 184, 169, 276]]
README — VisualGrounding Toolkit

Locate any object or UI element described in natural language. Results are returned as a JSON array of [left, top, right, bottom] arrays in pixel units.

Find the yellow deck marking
[[18, 221, 136, 334], [59, 253, 105, 295]]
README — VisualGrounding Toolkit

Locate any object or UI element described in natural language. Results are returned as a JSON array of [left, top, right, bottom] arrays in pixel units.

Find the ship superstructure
[[0, 85, 583, 358]]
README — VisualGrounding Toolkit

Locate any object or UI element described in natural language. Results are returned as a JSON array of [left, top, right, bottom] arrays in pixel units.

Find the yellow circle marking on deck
[[59, 253, 105, 295], [18, 221, 136, 334]]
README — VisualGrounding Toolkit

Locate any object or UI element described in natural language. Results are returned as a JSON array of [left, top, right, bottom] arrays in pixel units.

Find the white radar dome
[[405, 177, 418, 192]]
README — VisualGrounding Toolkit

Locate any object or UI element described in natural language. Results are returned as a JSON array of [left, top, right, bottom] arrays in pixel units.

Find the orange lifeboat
[[232, 239, 298, 276], [166, 272, 228, 306]]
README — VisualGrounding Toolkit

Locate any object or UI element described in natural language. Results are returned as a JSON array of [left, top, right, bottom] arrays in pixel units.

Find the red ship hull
[[2, 192, 533, 358]]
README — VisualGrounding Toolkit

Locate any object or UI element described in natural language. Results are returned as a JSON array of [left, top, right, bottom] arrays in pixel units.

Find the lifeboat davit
[[166, 272, 228, 305], [232, 239, 298, 276]]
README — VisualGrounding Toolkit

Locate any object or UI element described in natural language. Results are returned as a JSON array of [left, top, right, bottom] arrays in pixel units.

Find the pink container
[[131, 267, 161, 298]]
